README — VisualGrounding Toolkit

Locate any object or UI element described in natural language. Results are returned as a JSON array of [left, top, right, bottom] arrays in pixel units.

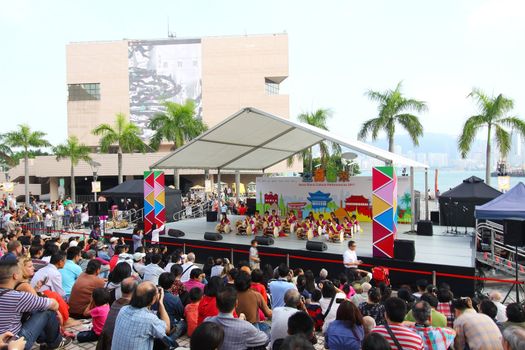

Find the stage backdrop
[[255, 176, 411, 223]]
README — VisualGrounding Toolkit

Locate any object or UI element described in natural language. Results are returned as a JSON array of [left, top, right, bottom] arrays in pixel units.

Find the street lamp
[[90, 161, 101, 202], [341, 152, 358, 176]]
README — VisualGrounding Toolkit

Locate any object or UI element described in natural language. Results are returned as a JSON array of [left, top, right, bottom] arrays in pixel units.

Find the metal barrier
[[173, 202, 211, 221]]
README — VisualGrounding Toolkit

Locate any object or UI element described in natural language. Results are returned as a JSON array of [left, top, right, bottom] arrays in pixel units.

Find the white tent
[[150, 107, 430, 229]]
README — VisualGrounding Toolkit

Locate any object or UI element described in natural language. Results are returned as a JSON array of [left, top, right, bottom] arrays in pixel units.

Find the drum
[[307, 228, 314, 241], [215, 223, 221, 232], [296, 227, 304, 239], [224, 225, 231, 234], [246, 225, 252, 235], [273, 226, 279, 238], [289, 222, 296, 235]]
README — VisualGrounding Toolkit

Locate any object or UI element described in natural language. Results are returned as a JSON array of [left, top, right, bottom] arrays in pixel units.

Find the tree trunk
[[118, 149, 123, 184], [388, 135, 395, 153], [486, 124, 492, 186], [70, 164, 76, 204], [24, 151, 29, 205]]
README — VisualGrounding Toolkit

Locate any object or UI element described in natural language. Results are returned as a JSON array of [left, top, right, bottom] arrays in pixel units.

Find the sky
[[1, 0, 524, 146]]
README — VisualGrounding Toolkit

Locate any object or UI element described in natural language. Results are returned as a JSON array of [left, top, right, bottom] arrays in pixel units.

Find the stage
[[109, 216, 477, 296]]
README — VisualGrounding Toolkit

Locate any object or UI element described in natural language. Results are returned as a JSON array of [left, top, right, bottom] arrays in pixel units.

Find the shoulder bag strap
[[322, 296, 336, 320], [181, 264, 194, 276], [384, 323, 403, 350]]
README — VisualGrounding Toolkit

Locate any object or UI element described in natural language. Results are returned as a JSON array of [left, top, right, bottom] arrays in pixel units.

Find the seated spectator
[[407, 300, 455, 349], [502, 325, 525, 350], [29, 244, 47, 271], [379, 283, 392, 304], [306, 289, 324, 332], [413, 280, 428, 299], [105, 262, 132, 304], [68, 260, 106, 318], [362, 333, 391, 350], [452, 297, 503, 350], [436, 287, 455, 328], [180, 252, 198, 283], [234, 271, 272, 333], [297, 275, 312, 303], [132, 252, 146, 278], [371, 297, 424, 350], [77, 288, 110, 342], [325, 300, 365, 350], [405, 293, 447, 327], [268, 264, 296, 309], [250, 268, 268, 304], [198, 276, 226, 325], [190, 322, 225, 350], [158, 272, 185, 340], [0, 331, 26, 349], [206, 285, 269, 350], [359, 287, 386, 326], [320, 280, 346, 333], [60, 246, 82, 298], [183, 268, 205, 293], [490, 291, 508, 323], [185, 287, 203, 337], [0, 260, 72, 349], [109, 245, 128, 272], [273, 311, 316, 350], [112, 281, 170, 349], [271, 289, 307, 347], [503, 303, 525, 330], [397, 287, 416, 311], [0, 240, 22, 263], [96, 277, 137, 350], [143, 253, 164, 285], [211, 258, 224, 277], [279, 334, 314, 350], [169, 264, 186, 299], [480, 299, 504, 332], [31, 251, 67, 298], [351, 282, 368, 307], [362, 316, 376, 335]]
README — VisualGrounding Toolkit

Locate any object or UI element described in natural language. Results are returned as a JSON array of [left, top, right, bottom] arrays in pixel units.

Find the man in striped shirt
[[408, 301, 455, 350], [371, 297, 424, 350], [0, 260, 71, 349]]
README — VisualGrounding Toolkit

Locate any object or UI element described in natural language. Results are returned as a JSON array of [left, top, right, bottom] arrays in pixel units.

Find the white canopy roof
[[150, 107, 428, 171]]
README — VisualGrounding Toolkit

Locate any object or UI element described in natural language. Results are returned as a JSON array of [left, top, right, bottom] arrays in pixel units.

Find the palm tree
[[288, 109, 341, 172], [458, 88, 525, 186], [53, 136, 92, 203], [148, 100, 207, 189], [358, 81, 427, 153], [92, 113, 147, 184], [4, 124, 51, 204], [0, 135, 14, 167]]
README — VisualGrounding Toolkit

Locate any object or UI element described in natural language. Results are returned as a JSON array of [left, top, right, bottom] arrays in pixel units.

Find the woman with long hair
[[358, 287, 386, 326], [325, 300, 364, 349], [304, 270, 317, 294], [105, 262, 132, 303]]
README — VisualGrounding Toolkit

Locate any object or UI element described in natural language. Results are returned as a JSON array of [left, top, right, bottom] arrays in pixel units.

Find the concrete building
[[8, 33, 297, 201]]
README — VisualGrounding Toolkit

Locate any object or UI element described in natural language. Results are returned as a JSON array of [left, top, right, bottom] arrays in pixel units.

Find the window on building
[[265, 78, 280, 95], [68, 83, 100, 101]]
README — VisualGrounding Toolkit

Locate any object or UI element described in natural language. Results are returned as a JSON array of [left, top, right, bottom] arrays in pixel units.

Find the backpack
[[372, 266, 390, 286]]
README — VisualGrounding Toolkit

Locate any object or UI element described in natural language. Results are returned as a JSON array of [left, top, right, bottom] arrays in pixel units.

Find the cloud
[[0, 0, 32, 25], [468, 0, 525, 33]]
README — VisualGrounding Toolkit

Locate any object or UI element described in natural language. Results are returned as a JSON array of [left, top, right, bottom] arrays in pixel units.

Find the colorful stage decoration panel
[[255, 175, 410, 224], [372, 167, 398, 258], [144, 171, 166, 233]]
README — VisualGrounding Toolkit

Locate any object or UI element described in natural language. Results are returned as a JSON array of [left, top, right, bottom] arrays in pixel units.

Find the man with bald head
[[270, 288, 308, 347], [112, 281, 171, 349], [490, 291, 508, 322]]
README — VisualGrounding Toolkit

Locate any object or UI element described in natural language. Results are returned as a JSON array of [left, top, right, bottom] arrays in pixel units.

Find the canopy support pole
[[235, 171, 240, 203], [410, 166, 415, 232], [204, 169, 209, 201], [217, 169, 221, 222], [425, 168, 429, 221]]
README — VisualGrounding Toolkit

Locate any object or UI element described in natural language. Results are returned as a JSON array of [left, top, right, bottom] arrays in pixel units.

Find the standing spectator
[[185, 287, 203, 337], [60, 246, 82, 298], [234, 271, 272, 333], [96, 277, 137, 350], [371, 297, 424, 350], [268, 264, 296, 309], [206, 285, 269, 350], [143, 253, 164, 285], [490, 291, 508, 322], [180, 252, 197, 283], [320, 280, 347, 333], [90, 224, 101, 241], [68, 260, 106, 318], [452, 297, 503, 350], [77, 288, 111, 342], [325, 300, 365, 350], [249, 239, 260, 270], [183, 268, 205, 293], [112, 281, 171, 349], [359, 287, 386, 326], [31, 251, 67, 298], [132, 227, 143, 252], [407, 301, 456, 350]]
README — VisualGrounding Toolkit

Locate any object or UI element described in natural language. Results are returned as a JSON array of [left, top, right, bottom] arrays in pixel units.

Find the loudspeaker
[[430, 211, 440, 225], [88, 202, 109, 216], [306, 241, 327, 251], [394, 239, 415, 261], [246, 198, 256, 215], [88, 202, 98, 216], [206, 211, 218, 222], [167, 229, 185, 238], [204, 232, 223, 241], [255, 236, 274, 246], [416, 220, 433, 236], [503, 219, 525, 246]]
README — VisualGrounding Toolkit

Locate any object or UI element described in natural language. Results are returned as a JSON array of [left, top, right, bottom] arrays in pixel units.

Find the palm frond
[[494, 125, 511, 158], [396, 114, 424, 146], [458, 115, 485, 158]]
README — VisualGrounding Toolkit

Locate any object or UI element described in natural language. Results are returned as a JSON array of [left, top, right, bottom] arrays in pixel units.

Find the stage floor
[[162, 216, 475, 268]]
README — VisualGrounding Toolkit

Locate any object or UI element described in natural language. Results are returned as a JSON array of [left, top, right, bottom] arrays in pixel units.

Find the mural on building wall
[[128, 39, 203, 140], [255, 175, 412, 224]]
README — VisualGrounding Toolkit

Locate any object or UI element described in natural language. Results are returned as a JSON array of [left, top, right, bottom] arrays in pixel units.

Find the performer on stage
[[349, 214, 362, 233], [284, 210, 297, 234], [296, 217, 314, 240], [330, 212, 340, 224], [236, 214, 255, 236], [215, 213, 231, 233], [274, 216, 287, 237], [253, 210, 262, 230], [342, 216, 354, 238], [262, 211, 271, 232], [315, 214, 327, 237], [325, 219, 344, 243]]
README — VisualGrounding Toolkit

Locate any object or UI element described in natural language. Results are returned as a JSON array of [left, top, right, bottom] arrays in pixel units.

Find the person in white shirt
[[319, 280, 346, 333], [151, 224, 165, 244], [490, 291, 508, 322], [343, 240, 370, 283], [211, 258, 224, 277], [180, 252, 197, 283], [31, 251, 67, 297], [270, 289, 307, 347], [143, 253, 165, 285]]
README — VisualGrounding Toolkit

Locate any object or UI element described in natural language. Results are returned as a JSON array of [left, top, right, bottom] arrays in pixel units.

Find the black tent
[[439, 176, 501, 227], [101, 180, 182, 222]]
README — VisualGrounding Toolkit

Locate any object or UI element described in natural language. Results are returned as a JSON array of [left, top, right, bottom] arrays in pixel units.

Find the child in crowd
[[77, 288, 110, 343], [306, 289, 324, 332], [185, 287, 203, 337]]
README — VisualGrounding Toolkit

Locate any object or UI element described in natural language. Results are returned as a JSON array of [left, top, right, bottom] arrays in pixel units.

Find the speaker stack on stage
[[206, 211, 218, 222], [306, 241, 327, 252], [167, 229, 185, 238], [394, 239, 415, 261], [416, 220, 433, 236], [255, 236, 274, 246], [502, 219, 525, 303], [88, 201, 108, 216], [204, 232, 223, 241], [246, 198, 256, 215], [430, 211, 440, 225]]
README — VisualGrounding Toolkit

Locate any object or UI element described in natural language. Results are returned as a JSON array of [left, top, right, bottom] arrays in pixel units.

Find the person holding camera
[[270, 288, 309, 347]]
